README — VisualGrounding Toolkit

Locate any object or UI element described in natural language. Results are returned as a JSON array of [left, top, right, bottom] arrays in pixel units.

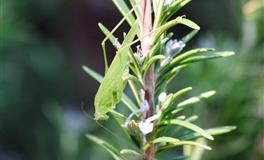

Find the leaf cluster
[[83, 0, 236, 159]]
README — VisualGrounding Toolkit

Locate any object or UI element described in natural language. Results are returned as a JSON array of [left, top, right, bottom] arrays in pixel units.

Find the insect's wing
[[94, 51, 128, 120]]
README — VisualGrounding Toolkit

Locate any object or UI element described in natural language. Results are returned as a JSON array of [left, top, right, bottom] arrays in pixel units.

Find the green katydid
[[94, 22, 138, 120], [94, 1, 143, 120]]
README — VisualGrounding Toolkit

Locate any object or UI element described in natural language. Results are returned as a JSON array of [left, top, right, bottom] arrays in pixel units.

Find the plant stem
[[145, 144, 155, 160], [140, 0, 155, 159], [140, 0, 154, 118], [144, 66, 155, 160]]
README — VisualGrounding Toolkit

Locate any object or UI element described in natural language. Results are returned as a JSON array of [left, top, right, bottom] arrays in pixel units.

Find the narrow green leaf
[[129, 0, 141, 20], [160, 93, 174, 111], [152, 136, 180, 144], [169, 156, 190, 160], [177, 115, 187, 120], [182, 30, 199, 43], [128, 79, 141, 105], [185, 138, 207, 160], [164, 0, 191, 22], [128, 74, 144, 89], [167, 91, 216, 118], [186, 115, 199, 123], [205, 126, 237, 135], [128, 48, 142, 79], [171, 48, 215, 64], [86, 134, 125, 160], [161, 115, 199, 138], [153, 0, 165, 28], [154, 16, 200, 43], [130, 120, 144, 148], [82, 65, 103, 82], [159, 119, 214, 140], [117, 12, 199, 59], [143, 55, 165, 77], [112, 0, 136, 26], [125, 24, 143, 105], [160, 87, 193, 119], [122, 94, 138, 112], [177, 90, 216, 108], [108, 111, 140, 152], [173, 17, 200, 30], [172, 87, 193, 101], [180, 51, 235, 64], [156, 65, 187, 90], [110, 110, 126, 125], [152, 137, 211, 152], [180, 126, 237, 140], [159, 48, 215, 74], [120, 149, 142, 157], [157, 140, 212, 152], [147, 39, 162, 59]]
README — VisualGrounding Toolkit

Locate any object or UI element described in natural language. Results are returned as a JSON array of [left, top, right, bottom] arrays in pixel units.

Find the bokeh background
[[0, 0, 263, 160]]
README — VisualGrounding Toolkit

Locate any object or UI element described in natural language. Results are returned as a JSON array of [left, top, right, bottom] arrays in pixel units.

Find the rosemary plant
[[83, 0, 236, 159]]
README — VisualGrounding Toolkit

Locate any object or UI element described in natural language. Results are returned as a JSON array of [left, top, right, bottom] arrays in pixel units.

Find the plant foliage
[[84, 0, 236, 159]]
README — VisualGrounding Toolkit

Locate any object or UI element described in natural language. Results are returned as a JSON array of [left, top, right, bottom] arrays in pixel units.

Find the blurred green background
[[0, 0, 263, 160]]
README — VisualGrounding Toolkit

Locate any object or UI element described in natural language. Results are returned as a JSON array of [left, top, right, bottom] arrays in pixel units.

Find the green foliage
[[86, 134, 126, 160], [84, 0, 236, 159], [1, 0, 262, 160]]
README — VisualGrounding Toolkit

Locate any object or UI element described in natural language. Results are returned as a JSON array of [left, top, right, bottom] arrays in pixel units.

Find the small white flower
[[138, 113, 159, 135], [158, 92, 167, 103], [138, 121, 154, 135]]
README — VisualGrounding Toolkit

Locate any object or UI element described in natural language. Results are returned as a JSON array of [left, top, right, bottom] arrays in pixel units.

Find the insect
[[94, 22, 139, 120]]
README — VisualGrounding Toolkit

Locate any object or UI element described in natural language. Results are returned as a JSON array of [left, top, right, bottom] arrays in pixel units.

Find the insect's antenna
[[80, 102, 121, 139]]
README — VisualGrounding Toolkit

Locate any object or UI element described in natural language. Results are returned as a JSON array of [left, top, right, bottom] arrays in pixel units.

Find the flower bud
[[158, 92, 167, 103], [165, 39, 186, 56]]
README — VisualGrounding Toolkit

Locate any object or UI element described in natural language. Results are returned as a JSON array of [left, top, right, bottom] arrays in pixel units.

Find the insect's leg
[[101, 42, 109, 73]]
